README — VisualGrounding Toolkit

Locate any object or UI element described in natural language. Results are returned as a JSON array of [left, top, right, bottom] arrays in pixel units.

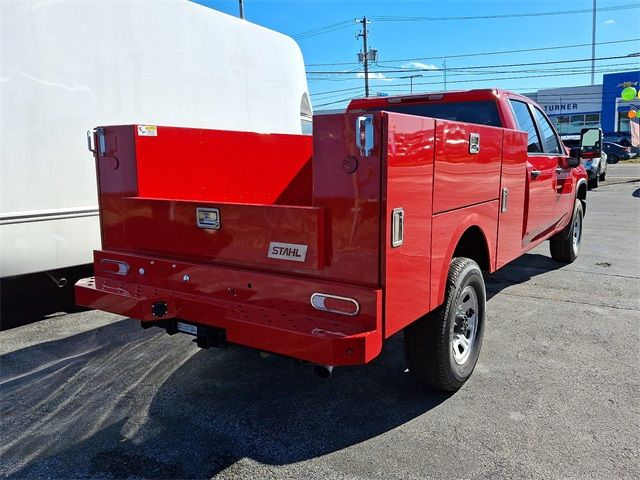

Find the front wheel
[[549, 199, 583, 263], [404, 257, 486, 392]]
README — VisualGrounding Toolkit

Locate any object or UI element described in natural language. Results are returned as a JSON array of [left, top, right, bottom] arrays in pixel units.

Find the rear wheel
[[404, 257, 485, 392], [599, 170, 606, 181], [549, 199, 583, 263], [607, 153, 619, 164], [588, 172, 599, 189]]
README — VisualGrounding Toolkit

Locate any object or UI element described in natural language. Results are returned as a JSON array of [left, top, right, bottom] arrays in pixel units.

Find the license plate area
[[177, 321, 197, 335]]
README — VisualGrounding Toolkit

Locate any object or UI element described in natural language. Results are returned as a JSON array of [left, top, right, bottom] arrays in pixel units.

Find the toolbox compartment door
[[121, 197, 324, 270]]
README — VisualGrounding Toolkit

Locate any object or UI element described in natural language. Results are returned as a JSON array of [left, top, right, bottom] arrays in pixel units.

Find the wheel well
[[577, 182, 587, 215], [453, 226, 490, 271]]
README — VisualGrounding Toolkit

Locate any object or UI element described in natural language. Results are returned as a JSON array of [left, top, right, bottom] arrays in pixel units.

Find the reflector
[[100, 259, 129, 275], [310, 293, 359, 316]]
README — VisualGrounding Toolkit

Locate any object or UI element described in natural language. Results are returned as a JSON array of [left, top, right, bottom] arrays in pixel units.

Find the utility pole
[[591, 0, 596, 85], [356, 17, 370, 97], [239, 0, 244, 19]]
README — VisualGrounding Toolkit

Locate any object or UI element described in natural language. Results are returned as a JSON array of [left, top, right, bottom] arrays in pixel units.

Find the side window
[[533, 107, 563, 154], [509, 100, 542, 153]]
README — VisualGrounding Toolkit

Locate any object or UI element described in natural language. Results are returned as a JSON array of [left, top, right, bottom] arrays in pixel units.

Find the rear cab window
[[367, 100, 502, 127]]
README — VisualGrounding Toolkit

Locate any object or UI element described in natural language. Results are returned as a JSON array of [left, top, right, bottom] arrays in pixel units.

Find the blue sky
[[195, 0, 640, 109]]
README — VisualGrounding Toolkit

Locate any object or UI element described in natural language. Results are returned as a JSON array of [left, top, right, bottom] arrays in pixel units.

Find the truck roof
[[346, 88, 530, 111]]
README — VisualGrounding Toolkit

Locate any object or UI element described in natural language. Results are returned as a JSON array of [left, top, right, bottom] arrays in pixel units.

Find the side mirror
[[580, 127, 603, 158], [560, 147, 582, 169], [567, 148, 581, 168]]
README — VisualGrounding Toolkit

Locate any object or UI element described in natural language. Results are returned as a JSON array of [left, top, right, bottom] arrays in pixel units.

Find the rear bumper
[[76, 250, 383, 366]]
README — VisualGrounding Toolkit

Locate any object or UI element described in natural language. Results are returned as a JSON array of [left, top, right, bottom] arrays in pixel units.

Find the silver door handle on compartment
[[531, 170, 542, 179]]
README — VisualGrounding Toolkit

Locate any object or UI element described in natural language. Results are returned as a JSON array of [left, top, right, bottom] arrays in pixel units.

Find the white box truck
[[0, 0, 312, 325]]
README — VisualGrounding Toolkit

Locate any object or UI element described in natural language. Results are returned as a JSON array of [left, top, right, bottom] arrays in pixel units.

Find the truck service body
[[76, 89, 588, 390]]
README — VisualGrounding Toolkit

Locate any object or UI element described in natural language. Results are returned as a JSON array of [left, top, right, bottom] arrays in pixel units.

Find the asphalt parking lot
[[1, 164, 639, 480]]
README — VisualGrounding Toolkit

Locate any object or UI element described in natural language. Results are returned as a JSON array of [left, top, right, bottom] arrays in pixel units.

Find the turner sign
[[543, 103, 579, 113]]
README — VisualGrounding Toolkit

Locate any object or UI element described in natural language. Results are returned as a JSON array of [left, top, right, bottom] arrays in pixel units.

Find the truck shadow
[[3, 253, 562, 479], [1, 319, 447, 479], [485, 253, 564, 301]]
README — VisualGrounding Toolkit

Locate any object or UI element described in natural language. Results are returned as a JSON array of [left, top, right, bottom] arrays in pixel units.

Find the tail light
[[100, 259, 130, 275], [625, 147, 631, 152], [310, 293, 360, 316]]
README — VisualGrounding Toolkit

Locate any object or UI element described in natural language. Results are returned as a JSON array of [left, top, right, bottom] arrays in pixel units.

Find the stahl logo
[[267, 242, 308, 262]]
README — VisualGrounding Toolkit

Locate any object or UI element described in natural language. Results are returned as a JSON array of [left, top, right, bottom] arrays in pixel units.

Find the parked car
[[603, 133, 640, 157], [604, 132, 630, 145], [604, 142, 636, 163], [562, 133, 607, 189]]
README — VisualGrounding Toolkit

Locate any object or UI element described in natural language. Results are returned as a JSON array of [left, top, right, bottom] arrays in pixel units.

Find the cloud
[[402, 61, 439, 70], [357, 72, 394, 81], [604, 19, 616, 25]]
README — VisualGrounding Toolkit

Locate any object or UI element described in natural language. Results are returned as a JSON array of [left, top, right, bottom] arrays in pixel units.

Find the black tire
[[599, 170, 606, 181], [549, 199, 583, 263], [588, 173, 598, 189], [607, 153, 619, 164], [404, 257, 486, 392]]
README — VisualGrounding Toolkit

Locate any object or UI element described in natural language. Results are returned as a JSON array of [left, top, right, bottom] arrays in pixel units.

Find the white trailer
[[0, 0, 312, 281]]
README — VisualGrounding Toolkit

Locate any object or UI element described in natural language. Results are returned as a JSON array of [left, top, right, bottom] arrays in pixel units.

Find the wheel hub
[[452, 287, 479, 366]]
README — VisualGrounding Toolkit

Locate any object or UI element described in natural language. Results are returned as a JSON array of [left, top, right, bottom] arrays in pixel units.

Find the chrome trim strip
[[0, 207, 99, 225]]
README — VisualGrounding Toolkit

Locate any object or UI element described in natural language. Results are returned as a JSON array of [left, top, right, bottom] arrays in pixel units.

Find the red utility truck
[[76, 89, 592, 391]]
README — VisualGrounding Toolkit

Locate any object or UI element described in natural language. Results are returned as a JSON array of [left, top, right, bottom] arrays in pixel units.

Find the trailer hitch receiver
[[151, 301, 168, 317]]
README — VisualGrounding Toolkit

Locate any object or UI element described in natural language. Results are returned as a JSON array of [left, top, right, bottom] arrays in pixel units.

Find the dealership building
[[525, 70, 640, 136]]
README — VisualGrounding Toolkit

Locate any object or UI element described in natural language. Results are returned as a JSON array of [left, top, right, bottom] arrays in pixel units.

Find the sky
[[195, 0, 640, 109]]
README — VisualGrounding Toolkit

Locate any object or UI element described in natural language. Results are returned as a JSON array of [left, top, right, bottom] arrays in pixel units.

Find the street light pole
[[443, 58, 447, 91], [399, 74, 423, 94], [591, 0, 596, 85]]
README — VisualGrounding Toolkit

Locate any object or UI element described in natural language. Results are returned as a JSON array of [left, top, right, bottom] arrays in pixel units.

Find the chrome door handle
[[531, 170, 542, 179], [556, 167, 563, 174]]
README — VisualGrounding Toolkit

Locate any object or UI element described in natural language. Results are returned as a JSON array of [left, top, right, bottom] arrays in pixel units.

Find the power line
[[307, 62, 639, 92], [377, 38, 640, 65], [368, 3, 638, 22], [306, 54, 638, 75], [293, 20, 353, 40], [314, 95, 363, 108], [305, 38, 640, 67], [382, 67, 639, 89], [310, 67, 638, 106]]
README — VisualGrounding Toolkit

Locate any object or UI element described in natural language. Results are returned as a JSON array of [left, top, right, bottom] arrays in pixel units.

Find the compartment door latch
[[391, 208, 404, 248], [355, 114, 375, 157]]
